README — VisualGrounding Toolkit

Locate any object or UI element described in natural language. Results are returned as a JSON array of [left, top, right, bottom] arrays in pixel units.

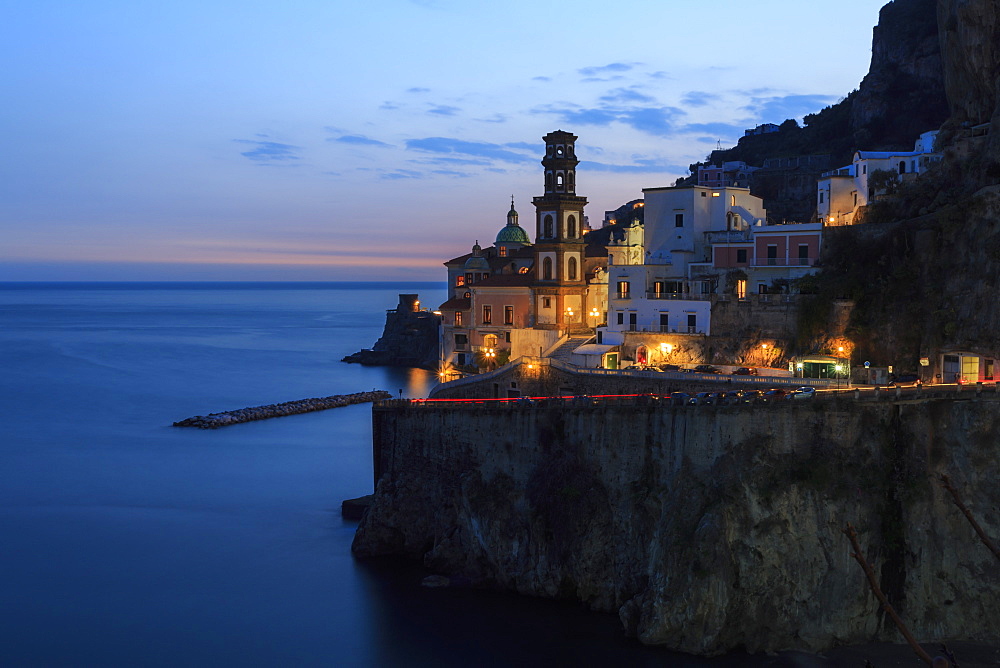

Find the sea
[[0, 282, 785, 667]]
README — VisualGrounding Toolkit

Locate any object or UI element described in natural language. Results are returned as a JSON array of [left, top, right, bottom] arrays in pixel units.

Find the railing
[[753, 257, 817, 267], [644, 291, 712, 301]]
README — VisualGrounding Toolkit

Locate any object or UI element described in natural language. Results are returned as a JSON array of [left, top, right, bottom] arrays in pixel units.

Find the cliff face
[[851, 0, 949, 146], [354, 398, 1000, 655], [937, 0, 1000, 159]]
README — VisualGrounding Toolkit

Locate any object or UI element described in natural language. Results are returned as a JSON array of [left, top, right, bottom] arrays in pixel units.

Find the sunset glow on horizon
[[2, 0, 888, 281]]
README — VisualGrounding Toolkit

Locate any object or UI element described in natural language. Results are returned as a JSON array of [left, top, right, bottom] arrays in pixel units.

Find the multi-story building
[[438, 131, 609, 372], [600, 184, 822, 364], [817, 130, 941, 225]]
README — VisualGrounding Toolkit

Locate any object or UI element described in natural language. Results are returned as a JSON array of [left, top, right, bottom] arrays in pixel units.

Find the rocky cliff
[[850, 0, 949, 147], [937, 0, 1000, 160], [342, 294, 441, 369], [353, 397, 1000, 655]]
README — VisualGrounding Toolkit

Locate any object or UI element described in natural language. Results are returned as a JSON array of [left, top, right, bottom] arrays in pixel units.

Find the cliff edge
[[353, 398, 1000, 655]]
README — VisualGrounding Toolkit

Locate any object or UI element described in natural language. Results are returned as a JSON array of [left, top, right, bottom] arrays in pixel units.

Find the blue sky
[[1, 0, 887, 281]]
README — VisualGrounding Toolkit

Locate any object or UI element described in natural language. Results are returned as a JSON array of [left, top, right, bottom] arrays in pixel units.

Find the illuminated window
[[518, 266, 529, 274], [456, 275, 465, 286], [498, 246, 507, 257], [617, 280, 630, 299], [482, 305, 492, 324], [504, 305, 514, 325], [455, 311, 463, 327], [736, 279, 747, 299]]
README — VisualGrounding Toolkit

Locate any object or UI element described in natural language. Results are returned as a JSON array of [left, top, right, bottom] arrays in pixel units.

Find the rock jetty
[[173, 390, 391, 429]]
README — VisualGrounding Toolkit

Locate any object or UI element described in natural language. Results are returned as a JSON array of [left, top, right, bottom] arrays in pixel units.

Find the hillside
[[796, 0, 1000, 369]]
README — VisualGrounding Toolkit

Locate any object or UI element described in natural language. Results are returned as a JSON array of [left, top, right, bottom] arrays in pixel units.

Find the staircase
[[546, 335, 593, 366]]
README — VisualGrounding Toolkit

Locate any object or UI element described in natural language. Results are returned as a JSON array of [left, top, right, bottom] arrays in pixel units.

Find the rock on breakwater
[[173, 391, 391, 429]]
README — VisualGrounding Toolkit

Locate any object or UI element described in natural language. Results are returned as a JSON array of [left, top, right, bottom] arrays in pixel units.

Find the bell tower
[[532, 130, 589, 330]]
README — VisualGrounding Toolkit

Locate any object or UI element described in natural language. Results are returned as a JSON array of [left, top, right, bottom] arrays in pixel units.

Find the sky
[[1, 0, 890, 282]]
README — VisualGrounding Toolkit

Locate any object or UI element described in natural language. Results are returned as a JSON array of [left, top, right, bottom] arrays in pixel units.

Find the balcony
[[616, 292, 631, 300], [753, 257, 817, 267], [645, 291, 712, 301]]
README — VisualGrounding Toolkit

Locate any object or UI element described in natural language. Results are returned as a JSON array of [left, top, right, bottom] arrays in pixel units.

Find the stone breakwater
[[173, 391, 391, 429]]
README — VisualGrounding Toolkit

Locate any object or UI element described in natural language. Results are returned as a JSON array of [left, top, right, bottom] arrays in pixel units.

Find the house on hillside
[[817, 130, 941, 225]]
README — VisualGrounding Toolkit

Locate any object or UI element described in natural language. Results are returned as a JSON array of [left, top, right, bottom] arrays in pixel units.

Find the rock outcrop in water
[[342, 294, 441, 369], [353, 396, 1000, 655]]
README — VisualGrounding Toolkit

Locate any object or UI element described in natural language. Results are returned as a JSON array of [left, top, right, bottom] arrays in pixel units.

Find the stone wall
[[354, 395, 1000, 655]]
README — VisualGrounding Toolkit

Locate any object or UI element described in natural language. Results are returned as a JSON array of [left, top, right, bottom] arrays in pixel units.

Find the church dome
[[496, 224, 530, 245], [464, 241, 490, 272], [495, 197, 531, 246]]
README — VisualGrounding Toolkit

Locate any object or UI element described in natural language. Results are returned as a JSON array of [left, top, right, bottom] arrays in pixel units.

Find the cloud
[[474, 113, 508, 123], [405, 137, 536, 163], [332, 134, 391, 147], [681, 90, 720, 107], [381, 169, 424, 180], [532, 76, 552, 82], [234, 140, 301, 162], [598, 87, 656, 104], [578, 62, 636, 81], [409, 156, 492, 166], [580, 159, 687, 174], [681, 122, 744, 136], [428, 104, 460, 116], [743, 93, 838, 122], [407, 87, 431, 93], [431, 169, 472, 177], [532, 102, 685, 136], [380, 101, 401, 110]]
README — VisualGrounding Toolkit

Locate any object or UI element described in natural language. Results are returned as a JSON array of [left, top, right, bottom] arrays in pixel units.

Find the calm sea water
[[0, 282, 748, 667]]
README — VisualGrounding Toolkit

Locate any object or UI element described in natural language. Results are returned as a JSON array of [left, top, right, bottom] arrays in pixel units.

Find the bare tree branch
[[940, 474, 1000, 562], [843, 523, 934, 666]]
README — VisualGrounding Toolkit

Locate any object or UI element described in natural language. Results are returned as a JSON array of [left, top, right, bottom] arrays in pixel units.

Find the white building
[[817, 130, 941, 225], [603, 185, 766, 340]]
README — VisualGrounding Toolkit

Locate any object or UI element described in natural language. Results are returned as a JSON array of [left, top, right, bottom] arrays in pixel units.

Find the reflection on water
[[380, 366, 437, 399]]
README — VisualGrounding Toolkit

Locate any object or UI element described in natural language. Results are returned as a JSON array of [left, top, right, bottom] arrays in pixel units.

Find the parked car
[[658, 363, 681, 372], [888, 374, 921, 387], [732, 367, 757, 376], [721, 390, 743, 405], [692, 391, 716, 405], [788, 386, 817, 400], [693, 364, 720, 374], [762, 388, 786, 402], [741, 390, 762, 403], [669, 391, 691, 406]]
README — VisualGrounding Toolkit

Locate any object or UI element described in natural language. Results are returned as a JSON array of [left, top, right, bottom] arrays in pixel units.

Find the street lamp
[[796, 362, 804, 378], [835, 364, 843, 389]]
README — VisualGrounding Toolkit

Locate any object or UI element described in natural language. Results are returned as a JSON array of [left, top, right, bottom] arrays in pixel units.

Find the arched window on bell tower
[[567, 215, 577, 238], [542, 257, 553, 280], [556, 173, 564, 191], [543, 215, 554, 238], [567, 256, 578, 281]]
